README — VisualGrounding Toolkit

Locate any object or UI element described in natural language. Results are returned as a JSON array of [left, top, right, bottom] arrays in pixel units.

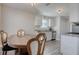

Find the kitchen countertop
[[62, 32, 79, 37], [67, 32, 79, 34]]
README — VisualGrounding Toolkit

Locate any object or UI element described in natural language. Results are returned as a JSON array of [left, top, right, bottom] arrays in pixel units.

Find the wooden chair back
[[27, 33, 46, 55], [36, 33, 46, 55], [0, 31, 8, 47], [27, 38, 39, 55]]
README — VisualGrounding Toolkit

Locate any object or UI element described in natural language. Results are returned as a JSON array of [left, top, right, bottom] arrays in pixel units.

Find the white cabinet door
[[61, 35, 78, 55], [45, 32, 52, 41], [70, 4, 79, 22]]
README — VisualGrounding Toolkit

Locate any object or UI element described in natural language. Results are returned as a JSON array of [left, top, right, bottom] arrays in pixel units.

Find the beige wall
[[0, 4, 3, 47], [2, 5, 35, 36], [0, 5, 1, 29], [0, 4, 3, 30]]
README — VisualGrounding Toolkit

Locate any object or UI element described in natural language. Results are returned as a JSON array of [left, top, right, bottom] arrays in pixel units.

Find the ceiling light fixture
[[56, 7, 64, 14]]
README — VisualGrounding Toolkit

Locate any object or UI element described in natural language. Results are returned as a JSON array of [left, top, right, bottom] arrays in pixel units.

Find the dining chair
[[27, 38, 39, 55], [36, 33, 46, 55], [0, 30, 17, 55], [27, 33, 46, 55]]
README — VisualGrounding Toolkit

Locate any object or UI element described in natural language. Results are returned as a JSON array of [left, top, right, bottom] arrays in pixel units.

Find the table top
[[8, 34, 35, 48]]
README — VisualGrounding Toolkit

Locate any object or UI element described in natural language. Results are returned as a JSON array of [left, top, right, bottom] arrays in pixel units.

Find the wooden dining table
[[7, 34, 35, 55]]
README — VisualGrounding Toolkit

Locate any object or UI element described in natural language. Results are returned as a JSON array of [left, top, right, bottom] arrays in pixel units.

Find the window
[[35, 16, 51, 28], [41, 19, 49, 28]]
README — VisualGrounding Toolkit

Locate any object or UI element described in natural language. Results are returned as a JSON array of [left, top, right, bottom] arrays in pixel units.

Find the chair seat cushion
[[2, 44, 17, 51]]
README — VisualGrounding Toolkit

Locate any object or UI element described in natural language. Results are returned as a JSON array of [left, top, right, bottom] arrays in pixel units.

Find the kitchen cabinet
[[35, 28, 56, 41], [70, 4, 79, 22], [61, 34, 79, 55]]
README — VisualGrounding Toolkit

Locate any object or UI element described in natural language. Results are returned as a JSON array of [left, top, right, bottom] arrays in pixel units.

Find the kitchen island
[[61, 33, 79, 55]]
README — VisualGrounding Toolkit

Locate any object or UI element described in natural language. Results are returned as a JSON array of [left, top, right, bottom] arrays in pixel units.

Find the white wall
[[55, 16, 70, 40], [55, 16, 61, 40], [2, 6, 35, 36], [60, 16, 70, 34]]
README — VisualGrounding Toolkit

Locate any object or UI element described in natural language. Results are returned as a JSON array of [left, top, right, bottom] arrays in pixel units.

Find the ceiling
[[3, 3, 71, 16]]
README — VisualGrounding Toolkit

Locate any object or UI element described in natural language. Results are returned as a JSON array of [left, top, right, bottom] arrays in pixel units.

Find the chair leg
[[15, 49, 18, 55], [18, 48, 21, 55], [5, 51, 7, 55], [2, 51, 7, 55], [2, 51, 5, 55], [15, 48, 21, 55]]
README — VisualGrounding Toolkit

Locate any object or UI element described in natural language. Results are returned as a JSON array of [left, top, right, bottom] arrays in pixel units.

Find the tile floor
[[44, 40, 60, 55]]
